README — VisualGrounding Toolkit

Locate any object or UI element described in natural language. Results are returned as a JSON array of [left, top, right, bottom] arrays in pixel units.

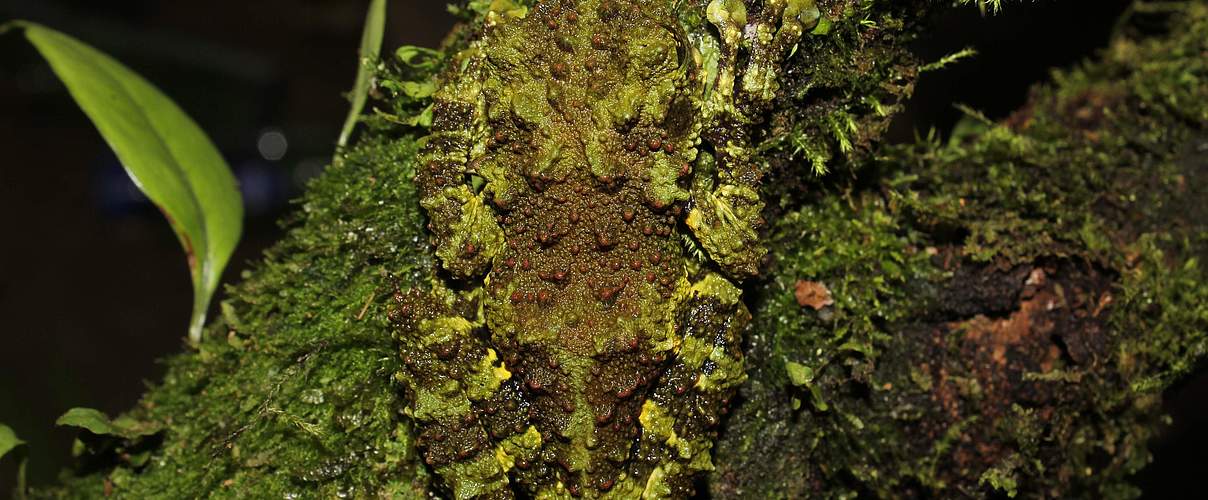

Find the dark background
[[0, 1, 1202, 497]]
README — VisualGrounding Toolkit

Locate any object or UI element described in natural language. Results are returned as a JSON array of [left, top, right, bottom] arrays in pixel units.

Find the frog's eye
[[662, 95, 696, 138]]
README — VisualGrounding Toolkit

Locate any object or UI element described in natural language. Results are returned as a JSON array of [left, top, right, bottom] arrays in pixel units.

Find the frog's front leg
[[390, 284, 527, 500], [690, 1, 766, 278], [416, 87, 505, 279], [636, 273, 749, 498]]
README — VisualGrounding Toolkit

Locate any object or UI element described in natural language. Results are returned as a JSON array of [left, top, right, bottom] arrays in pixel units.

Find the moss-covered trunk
[[23, 1, 1208, 498]]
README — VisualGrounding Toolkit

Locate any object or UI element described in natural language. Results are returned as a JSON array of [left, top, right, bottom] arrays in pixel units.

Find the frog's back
[[477, 0, 697, 352], [405, 1, 750, 497], [475, 1, 701, 491]]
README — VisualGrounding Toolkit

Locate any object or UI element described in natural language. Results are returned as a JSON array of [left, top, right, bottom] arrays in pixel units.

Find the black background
[[0, 1, 1202, 497]]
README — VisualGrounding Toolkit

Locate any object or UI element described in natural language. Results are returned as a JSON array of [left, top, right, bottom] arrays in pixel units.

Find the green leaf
[[395, 45, 443, 70], [55, 408, 160, 440], [1, 422, 28, 498], [0, 423, 24, 460], [8, 21, 243, 343], [55, 408, 117, 435], [400, 80, 436, 99], [785, 361, 814, 386], [338, 0, 387, 147]]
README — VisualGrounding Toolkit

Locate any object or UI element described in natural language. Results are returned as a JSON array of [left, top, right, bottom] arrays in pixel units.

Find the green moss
[[32, 131, 437, 499], [755, 0, 925, 181], [713, 3, 1208, 498], [712, 191, 940, 498]]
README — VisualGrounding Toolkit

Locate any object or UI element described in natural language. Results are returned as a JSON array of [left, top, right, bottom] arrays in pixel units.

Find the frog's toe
[[686, 184, 767, 278]]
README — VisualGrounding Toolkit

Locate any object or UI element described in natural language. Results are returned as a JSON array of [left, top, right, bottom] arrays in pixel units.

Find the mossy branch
[[24, 1, 1208, 498]]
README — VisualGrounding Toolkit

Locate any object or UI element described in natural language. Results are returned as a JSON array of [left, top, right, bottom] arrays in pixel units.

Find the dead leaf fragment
[[795, 280, 834, 310]]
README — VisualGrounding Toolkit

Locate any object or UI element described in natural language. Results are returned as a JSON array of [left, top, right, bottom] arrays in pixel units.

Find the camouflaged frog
[[390, 0, 817, 497]]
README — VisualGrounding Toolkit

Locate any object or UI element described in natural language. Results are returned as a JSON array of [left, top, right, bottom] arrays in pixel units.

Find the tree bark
[[28, 1, 1208, 498]]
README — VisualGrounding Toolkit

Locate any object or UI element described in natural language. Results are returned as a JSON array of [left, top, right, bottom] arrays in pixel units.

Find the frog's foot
[[390, 284, 517, 499], [706, 0, 819, 105], [686, 183, 766, 278], [420, 185, 506, 279], [633, 273, 749, 498]]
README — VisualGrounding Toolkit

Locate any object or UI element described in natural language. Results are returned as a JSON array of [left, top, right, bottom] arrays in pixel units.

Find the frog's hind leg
[[390, 284, 520, 499], [632, 273, 749, 498]]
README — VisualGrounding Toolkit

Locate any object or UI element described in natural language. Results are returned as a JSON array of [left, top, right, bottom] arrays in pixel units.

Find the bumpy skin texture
[[391, 0, 811, 497]]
